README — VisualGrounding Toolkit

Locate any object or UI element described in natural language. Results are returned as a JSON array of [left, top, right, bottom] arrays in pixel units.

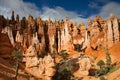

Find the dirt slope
[[0, 33, 14, 58], [95, 42, 120, 63], [0, 57, 29, 80]]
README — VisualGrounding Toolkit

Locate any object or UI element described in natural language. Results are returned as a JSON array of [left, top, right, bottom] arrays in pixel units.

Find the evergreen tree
[[59, 50, 68, 60], [97, 60, 105, 68], [106, 49, 111, 66], [12, 50, 22, 80]]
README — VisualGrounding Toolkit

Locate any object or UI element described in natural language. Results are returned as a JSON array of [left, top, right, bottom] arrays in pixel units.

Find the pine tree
[[106, 49, 111, 66], [12, 50, 22, 80]]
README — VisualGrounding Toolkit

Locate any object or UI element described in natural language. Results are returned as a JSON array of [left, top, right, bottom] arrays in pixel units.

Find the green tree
[[95, 51, 112, 77], [52, 58, 73, 80], [97, 60, 105, 68], [51, 44, 57, 63], [105, 45, 111, 66], [106, 52, 111, 66], [95, 67, 109, 77], [100, 76, 106, 80], [59, 50, 68, 60], [12, 50, 22, 80]]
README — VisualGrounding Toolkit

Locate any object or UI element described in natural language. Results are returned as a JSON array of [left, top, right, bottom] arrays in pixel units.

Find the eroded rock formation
[[74, 55, 94, 77], [23, 45, 56, 79], [0, 11, 120, 78]]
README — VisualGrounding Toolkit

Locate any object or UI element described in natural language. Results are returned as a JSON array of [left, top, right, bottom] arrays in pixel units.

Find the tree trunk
[[14, 59, 19, 80]]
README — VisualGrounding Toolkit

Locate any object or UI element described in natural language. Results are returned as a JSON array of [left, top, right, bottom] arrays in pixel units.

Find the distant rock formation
[[1, 11, 120, 54]]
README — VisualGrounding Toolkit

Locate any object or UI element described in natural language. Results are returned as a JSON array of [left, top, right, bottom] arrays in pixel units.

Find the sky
[[0, 0, 120, 25]]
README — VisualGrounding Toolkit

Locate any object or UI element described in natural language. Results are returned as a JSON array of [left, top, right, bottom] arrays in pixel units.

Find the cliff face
[[0, 11, 120, 60]]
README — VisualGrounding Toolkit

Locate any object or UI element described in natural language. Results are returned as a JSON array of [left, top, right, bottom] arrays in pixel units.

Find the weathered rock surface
[[74, 55, 94, 77], [23, 46, 56, 79]]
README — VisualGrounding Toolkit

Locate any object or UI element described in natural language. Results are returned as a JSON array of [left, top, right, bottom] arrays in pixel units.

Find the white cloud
[[90, 2, 120, 19], [99, 2, 120, 18], [1, 0, 119, 27], [0, 0, 41, 19], [0, 0, 87, 25], [40, 7, 87, 25]]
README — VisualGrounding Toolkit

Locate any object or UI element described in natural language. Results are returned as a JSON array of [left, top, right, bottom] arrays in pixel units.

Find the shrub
[[12, 50, 22, 59], [96, 67, 109, 76], [99, 76, 106, 80], [38, 51, 46, 58], [52, 62, 73, 80]]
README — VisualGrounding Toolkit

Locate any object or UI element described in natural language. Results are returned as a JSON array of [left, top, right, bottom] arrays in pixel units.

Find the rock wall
[[0, 11, 120, 56], [107, 14, 120, 48]]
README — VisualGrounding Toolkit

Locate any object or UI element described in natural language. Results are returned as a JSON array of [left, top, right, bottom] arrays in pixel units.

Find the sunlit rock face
[[106, 14, 120, 48], [15, 30, 23, 45], [86, 15, 120, 53], [74, 55, 94, 77], [88, 16, 103, 50], [23, 45, 56, 79], [37, 19, 45, 52], [107, 17, 114, 48], [1, 26, 15, 47], [47, 18, 56, 53], [58, 22, 71, 52], [57, 17, 75, 55]]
